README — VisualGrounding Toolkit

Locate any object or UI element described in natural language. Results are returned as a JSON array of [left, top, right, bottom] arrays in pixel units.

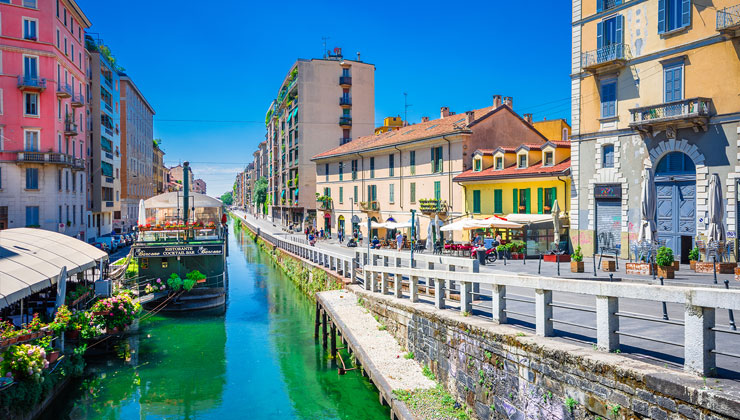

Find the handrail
[[717, 4, 740, 31]]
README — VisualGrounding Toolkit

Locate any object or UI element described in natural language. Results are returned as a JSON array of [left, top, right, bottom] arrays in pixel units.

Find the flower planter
[[672, 261, 680, 271], [694, 262, 736, 274], [106, 327, 120, 335], [19, 333, 31, 342], [543, 254, 570, 263], [625, 262, 656, 276], [657, 266, 674, 279], [690, 261, 697, 271], [47, 351, 60, 364], [735, 267, 740, 282], [602, 260, 616, 272], [570, 261, 584, 273], [9, 337, 18, 345], [65, 330, 80, 340]]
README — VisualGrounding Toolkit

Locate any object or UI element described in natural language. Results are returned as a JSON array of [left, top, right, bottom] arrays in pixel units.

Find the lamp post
[[410, 209, 416, 268]]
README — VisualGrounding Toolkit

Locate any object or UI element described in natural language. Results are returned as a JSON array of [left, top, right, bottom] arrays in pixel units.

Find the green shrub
[[688, 246, 699, 261], [656, 246, 674, 267], [167, 273, 183, 291], [572, 246, 583, 262]]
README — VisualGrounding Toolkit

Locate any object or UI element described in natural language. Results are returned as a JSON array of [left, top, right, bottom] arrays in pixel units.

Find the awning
[[505, 214, 558, 224], [0, 228, 108, 308], [144, 192, 222, 209]]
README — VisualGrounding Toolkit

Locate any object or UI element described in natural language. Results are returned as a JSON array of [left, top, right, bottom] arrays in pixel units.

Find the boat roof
[[144, 192, 223, 209]]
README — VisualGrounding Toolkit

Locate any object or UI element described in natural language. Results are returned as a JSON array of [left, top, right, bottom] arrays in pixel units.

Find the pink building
[[0, 0, 90, 237]]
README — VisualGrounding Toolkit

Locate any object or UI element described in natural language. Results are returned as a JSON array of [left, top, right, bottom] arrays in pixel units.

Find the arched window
[[655, 152, 695, 175], [602, 144, 614, 168]]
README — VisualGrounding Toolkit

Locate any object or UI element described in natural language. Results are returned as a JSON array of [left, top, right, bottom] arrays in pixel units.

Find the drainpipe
[[442, 135, 453, 213], [557, 176, 568, 215], [394, 145, 403, 210]]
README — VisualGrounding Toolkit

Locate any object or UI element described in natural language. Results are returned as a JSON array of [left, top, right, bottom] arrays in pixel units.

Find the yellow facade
[[461, 178, 571, 217], [532, 119, 570, 141], [374, 116, 404, 134]]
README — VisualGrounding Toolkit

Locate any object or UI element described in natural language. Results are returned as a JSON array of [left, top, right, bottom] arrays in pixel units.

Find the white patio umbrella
[[638, 168, 657, 244], [551, 199, 561, 249], [137, 199, 147, 227], [707, 173, 726, 243], [433, 214, 440, 245]]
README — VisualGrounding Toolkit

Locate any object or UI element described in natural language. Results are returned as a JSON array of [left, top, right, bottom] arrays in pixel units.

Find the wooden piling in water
[[330, 322, 337, 358], [322, 310, 328, 349], [314, 301, 320, 339]]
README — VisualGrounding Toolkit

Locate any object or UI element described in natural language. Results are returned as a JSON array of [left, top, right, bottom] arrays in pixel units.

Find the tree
[[253, 177, 268, 213], [220, 191, 233, 206]]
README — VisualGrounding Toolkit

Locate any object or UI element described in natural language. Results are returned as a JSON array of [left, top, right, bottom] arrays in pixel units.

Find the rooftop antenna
[[321, 36, 330, 58], [404, 93, 413, 126]]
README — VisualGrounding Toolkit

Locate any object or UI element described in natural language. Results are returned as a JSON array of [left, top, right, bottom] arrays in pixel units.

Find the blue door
[[655, 152, 696, 260]]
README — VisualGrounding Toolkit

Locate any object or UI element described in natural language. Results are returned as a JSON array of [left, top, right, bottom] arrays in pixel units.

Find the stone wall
[[353, 286, 739, 420]]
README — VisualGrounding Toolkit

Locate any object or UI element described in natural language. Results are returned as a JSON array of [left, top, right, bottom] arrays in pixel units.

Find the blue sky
[[77, 0, 572, 197]]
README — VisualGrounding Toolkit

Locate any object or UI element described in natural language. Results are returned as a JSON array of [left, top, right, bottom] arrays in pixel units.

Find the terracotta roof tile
[[453, 158, 571, 182], [312, 106, 499, 160]]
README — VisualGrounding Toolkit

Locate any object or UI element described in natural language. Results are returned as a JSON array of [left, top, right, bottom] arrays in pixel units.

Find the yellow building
[[374, 116, 405, 134], [532, 119, 570, 142], [454, 141, 571, 253]]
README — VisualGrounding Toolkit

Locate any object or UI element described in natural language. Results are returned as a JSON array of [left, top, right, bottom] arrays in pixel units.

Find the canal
[[45, 220, 390, 419]]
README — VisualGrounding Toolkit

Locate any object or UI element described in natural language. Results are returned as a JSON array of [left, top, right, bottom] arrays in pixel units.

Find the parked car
[[112, 234, 129, 247], [96, 236, 118, 252], [92, 242, 109, 254]]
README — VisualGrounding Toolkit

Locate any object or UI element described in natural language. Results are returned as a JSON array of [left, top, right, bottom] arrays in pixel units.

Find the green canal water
[[45, 220, 390, 419]]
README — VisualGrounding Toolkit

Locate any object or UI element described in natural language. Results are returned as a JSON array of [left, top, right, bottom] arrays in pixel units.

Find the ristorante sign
[[133, 244, 223, 258]]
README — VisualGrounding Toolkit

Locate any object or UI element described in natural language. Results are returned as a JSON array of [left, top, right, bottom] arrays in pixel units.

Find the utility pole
[[410, 209, 416, 268], [403, 92, 412, 126]]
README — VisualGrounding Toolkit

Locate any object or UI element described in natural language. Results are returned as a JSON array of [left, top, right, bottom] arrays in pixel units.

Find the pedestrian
[[358, 230, 363, 245], [372, 235, 380, 249], [305, 227, 309, 240], [396, 231, 404, 251], [338, 230, 344, 244]]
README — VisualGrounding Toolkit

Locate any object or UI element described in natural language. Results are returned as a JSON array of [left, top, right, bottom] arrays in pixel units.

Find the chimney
[[504, 96, 513, 108], [493, 95, 502, 108], [465, 111, 475, 125], [421, 116, 429, 123], [523, 113, 533, 124], [440, 107, 450, 118], [357, 51, 361, 61]]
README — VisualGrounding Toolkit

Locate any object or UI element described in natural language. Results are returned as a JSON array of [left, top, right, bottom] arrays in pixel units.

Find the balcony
[[317, 197, 332, 211], [71, 94, 85, 108], [15, 151, 84, 169], [629, 97, 712, 137], [359, 201, 380, 212], [717, 4, 740, 36], [105, 201, 114, 208], [340, 137, 351, 145], [581, 43, 631, 74], [599, 0, 621, 12], [339, 76, 352, 86], [17, 76, 47, 92], [64, 120, 78, 136], [56, 83, 73, 98], [339, 116, 352, 127], [419, 199, 448, 215], [339, 96, 352, 107]]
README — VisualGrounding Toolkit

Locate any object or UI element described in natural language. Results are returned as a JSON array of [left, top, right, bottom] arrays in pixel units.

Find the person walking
[[396, 231, 404, 251]]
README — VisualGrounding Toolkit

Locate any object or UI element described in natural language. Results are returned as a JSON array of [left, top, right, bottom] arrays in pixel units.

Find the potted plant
[[689, 247, 699, 271], [571, 246, 584, 273], [656, 246, 675, 279]]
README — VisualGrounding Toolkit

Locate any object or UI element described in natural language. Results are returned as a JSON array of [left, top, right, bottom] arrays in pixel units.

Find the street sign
[[132, 244, 223, 258]]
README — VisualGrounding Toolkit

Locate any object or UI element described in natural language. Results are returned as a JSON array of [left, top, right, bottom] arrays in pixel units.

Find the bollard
[[724, 280, 737, 331], [538, 253, 542, 275], [593, 254, 597, 277], [609, 273, 613, 282], [556, 253, 560, 276], [713, 256, 718, 284], [659, 277, 669, 320], [523, 252, 526, 265], [503, 254, 507, 266]]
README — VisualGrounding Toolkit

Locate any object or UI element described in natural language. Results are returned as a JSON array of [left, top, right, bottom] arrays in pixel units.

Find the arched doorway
[[655, 151, 696, 263]]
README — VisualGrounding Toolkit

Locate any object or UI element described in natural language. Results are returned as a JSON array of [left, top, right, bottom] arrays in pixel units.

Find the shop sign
[[594, 184, 622, 199], [133, 244, 223, 258]]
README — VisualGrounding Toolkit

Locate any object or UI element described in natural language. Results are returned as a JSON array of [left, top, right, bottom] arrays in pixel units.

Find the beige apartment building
[[153, 142, 166, 194], [119, 74, 155, 233], [312, 96, 550, 241], [265, 49, 375, 228], [168, 164, 193, 191]]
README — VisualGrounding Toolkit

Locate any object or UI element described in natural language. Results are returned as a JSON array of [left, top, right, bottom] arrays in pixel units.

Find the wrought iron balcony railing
[[581, 43, 631, 73], [629, 97, 712, 135], [71, 93, 85, 107], [14, 151, 85, 169], [359, 201, 380, 212], [340, 137, 351, 145], [419, 199, 448, 214], [339, 116, 352, 126], [56, 83, 73, 98], [65, 119, 78, 136], [339, 76, 352, 86], [17, 76, 47, 91], [717, 4, 740, 33], [339, 96, 352, 106]]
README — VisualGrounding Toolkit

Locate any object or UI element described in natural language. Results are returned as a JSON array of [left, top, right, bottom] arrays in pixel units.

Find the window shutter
[[437, 147, 443, 173], [538, 188, 543, 214], [658, 0, 666, 33], [512, 188, 518, 214], [681, 0, 691, 28], [494, 190, 502, 214], [473, 190, 481, 214], [431, 148, 435, 172], [524, 189, 531, 214], [552, 187, 558, 208], [616, 15, 624, 56], [597, 21, 604, 50], [597, 0, 603, 13]]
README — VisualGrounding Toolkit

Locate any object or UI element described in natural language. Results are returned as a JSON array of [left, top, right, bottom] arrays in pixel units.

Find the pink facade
[[0, 0, 90, 236]]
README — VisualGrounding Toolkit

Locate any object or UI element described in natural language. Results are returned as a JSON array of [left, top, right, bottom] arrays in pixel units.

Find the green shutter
[[410, 183, 416, 203], [538, 188, 543, 214], [552, 187, 558, 208], [473, 190, 481, 214], [512, 188, 518, 214], [434, 181, 441, 201], [494, 190, 502, 214], [438, 147, 443, 173], [431, 148, 435, 173], [524, 189, 531, 214]]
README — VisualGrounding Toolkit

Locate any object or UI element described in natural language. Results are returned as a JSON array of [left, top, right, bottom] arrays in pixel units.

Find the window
[[544, 152, 554, 166], [325, 163, 329, 182], [23, 18, 37, 40], [596, 15, 624, 60], [474, 158, 481, 171], [339, 186, 343, 204], [410, 182, 416, 203], [57, 169, 61, 190], [389, 184, 395, 203], [23, 55, 38, 79], [65, 170, 69, 190], [542, 187, 556, 214], [664, 62, 683, 103], [339, 162, 343, 181], [597, 0, 622, 12], [0, 167, 2, 189], [409, 151, 416, 175], [495, 157, 503, 170], [23, 0, 37, 8], [431, 146, 443, 173], [562, 128, 569, 141], [58, 205, 62, 224], [656, 151, 695, 174], [353, 185, 358, 203], [494, 190, 503, 214], [659, 0, 691, 34], [518, 154, 527, 168], [515, 188, 531, 214], [351, 159, 358, 180], [434, 181, 441, 201], [602, 144, 615, 168], [473, 190, 481, 214], [369, 157, 375, 178], [24, 93, 39, 116], [389, 154, 395, 177], [25, 168, 38, 189], [367, 185, 377, 201], [600, 78, 617, 118], [25, 206, 39, 227], [24, 130, 39, 151]]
